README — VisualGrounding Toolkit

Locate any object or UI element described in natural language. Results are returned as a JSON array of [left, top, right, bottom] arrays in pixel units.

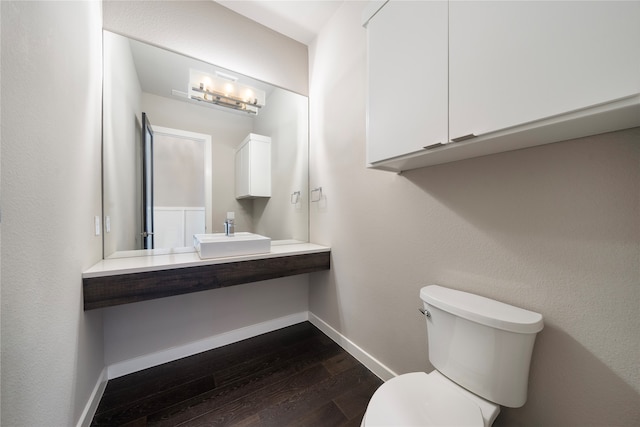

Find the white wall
[[308, 2, 640, 426], [103, 277, 308, 367], [103, 30, 142, 255], [253, 88, 309, 241], [103, 0, 308, 96], [0, 1, 104, 425], [101, 2, 311, 374]]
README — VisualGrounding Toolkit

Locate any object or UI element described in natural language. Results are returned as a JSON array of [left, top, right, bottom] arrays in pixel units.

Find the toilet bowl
[[362, 285, 543, 427], [362, 371, 499, 427]]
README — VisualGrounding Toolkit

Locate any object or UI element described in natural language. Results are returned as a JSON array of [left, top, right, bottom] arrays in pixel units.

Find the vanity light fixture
[[188, 69, 266, 115]]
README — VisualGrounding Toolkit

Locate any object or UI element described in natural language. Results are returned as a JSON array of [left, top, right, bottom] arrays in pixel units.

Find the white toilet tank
[[420, 285, 543, 408]]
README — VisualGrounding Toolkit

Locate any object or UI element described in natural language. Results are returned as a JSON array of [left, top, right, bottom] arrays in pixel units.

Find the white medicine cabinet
[[363, 0, 640, 172], [235, 133, 271, 199]]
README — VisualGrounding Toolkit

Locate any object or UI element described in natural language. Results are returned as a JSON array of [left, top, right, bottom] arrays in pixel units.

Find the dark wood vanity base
[[83, 252, 330, 310]]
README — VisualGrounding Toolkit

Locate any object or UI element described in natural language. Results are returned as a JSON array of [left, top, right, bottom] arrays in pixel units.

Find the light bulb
[[202, 77, 212, 92]]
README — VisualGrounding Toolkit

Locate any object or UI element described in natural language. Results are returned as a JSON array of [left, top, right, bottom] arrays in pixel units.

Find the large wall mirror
[[103, 30, 309, 258]]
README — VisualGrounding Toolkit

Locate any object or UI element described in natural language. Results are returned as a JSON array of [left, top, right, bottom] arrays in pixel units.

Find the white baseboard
[[308, 312, 397, 381], [106, 311, 395, 384], [76, 367, 108, 427], [107, 311, 309, 379]]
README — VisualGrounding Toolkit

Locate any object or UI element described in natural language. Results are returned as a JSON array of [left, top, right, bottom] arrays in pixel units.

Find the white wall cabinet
[[235, 133, 271, 199], [363, 0, 640, 172], [449, 1, 640, 141], [365, 0, 448, 164]]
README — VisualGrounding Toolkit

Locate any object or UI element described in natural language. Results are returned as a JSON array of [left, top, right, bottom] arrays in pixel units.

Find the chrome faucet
[[224, 212, 235, 236]]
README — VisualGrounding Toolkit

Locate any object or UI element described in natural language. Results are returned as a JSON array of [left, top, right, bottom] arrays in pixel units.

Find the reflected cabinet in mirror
[[103, 31, 309, 258]]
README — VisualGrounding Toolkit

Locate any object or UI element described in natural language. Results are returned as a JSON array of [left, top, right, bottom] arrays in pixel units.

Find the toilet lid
[[364, 372, 484, 426]]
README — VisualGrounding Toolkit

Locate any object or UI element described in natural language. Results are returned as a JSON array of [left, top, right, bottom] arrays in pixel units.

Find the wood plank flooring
[[92, 322, 382, 426]]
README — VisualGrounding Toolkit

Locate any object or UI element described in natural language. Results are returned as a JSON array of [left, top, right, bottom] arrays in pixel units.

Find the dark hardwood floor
[[92, 322, 382, 426]]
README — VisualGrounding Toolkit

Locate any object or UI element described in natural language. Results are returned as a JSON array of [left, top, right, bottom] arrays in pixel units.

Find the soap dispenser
[[224, 212, 235, 236]]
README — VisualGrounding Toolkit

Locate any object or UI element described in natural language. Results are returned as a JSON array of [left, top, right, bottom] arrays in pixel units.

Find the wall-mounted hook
[[290, 191, 301, 204], [311, 187, 323, 202]]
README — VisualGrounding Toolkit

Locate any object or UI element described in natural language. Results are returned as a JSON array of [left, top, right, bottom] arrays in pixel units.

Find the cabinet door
[[366, 0, 448, 164], [235, 139, 271, 199], [235, 143, 249, 198], [249, 141, 271, 197], [449, 1, 640, 141]]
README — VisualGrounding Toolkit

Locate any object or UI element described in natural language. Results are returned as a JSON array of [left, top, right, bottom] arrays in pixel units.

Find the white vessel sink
[[194, 232, 271, 259]]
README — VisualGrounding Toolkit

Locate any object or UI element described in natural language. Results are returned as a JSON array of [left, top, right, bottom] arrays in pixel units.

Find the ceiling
[[214, 0, 344, 45]]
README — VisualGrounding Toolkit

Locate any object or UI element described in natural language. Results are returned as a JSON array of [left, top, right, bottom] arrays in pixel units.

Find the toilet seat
[[363, 372, 486, 426]]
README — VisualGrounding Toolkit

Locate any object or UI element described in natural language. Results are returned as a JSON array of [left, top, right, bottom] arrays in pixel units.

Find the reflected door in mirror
[[153, 127, 208, 248]]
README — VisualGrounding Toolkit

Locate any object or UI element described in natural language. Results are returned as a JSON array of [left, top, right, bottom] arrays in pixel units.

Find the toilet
[[362, 285, 544, 426]]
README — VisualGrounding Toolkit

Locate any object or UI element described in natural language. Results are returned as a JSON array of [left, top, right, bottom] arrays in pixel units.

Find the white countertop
[[83, 242, 330, 279]]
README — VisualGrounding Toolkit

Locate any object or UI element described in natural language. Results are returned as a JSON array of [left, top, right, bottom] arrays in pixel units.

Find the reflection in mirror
[[102, 31, 309, 258]]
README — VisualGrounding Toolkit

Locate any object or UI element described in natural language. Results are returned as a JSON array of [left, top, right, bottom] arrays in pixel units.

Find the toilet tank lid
[[420, 285, 544, 334]]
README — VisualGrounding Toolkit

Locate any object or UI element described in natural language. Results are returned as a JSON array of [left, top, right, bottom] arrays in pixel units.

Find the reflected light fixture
[[188, 69, 265, 115]]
